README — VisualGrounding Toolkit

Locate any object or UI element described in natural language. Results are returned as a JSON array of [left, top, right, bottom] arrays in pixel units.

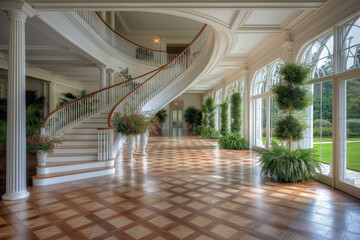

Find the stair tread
[[81, 122, 108, 124], [72, 127, 100, 129], [37, 159, 114, 168], [64, 133, 98, 135], [32, 166, 115, 179], [55, 145, 98, 149], [48, 153, 97, 157], [91, 117, 108, 119], [58, 140, 97, 142]]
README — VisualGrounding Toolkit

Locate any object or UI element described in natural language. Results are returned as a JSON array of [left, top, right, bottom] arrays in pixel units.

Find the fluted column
[[98, 65, 107, 89], [2, 10, 29, 200], [48, 82, 56, 112], [110, 12, 115, 29], [42, 81, 49, 116]]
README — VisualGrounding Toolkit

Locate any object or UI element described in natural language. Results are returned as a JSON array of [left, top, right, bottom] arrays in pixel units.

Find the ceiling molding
[[235, 26, 282, 33], [27, 0, 326, 11], [26, 55, 86, 61], [0, 45, 68, 51], [229, 10, 251, 31]]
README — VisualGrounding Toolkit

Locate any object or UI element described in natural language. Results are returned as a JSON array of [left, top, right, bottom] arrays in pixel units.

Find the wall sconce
[[153, 37, 161, 45], [174, 102, 178, 106]]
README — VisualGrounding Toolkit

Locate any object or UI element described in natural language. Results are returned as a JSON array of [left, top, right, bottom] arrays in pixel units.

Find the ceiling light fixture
[[153, 37, 161, 45]]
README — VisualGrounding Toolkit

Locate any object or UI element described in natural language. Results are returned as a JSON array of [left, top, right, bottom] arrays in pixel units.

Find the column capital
[[1, 1, 37, 20], [107, 68, 116, 74], [97, 64, 108, 70]]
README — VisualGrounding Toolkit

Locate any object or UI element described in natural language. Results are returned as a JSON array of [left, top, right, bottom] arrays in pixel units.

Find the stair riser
[[46, 155, 97, 162], [63, 135, 98, 140], [37, 160, 114, 174], [57, 141, 98, 146], [68, 128, 97, 134], [33, 168, 115, 186], [79, 123, 108, 128], [53, 148, 98, 154]]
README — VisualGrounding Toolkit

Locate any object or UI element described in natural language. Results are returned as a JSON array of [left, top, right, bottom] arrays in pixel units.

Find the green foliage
[[346, 79, 360, 119], [279, 63, 310, 85], [26, 135, 59, 155], [313, 81, 333, 122], [195, 109, 202, 126], [0, 98, 6, 121], [259, 146, 321, 183], [204, 97, 217, 129], [155, 109, 168, 125], [274, 115, 304, 141], [59, 90, 88, 107], [200, 127, 220, 139], [184, 106, 200, 125], [347, 119, 360, 136], [272, 85, 311, 111], [220, 102, 229, 135], [313, 127, 333, 136], [313, 119, 333, 128], [0, 121, 6, 145], [201, 104, 209, 127], [26, 105, 43, 137], [114, 113, 147, 135], [194, 125, 205, 135], [219, 132, 248, 150], [230, 92, 242, 133], [119, 67, 132, 80]]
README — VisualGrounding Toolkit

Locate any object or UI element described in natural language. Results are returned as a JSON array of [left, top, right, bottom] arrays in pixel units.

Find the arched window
[[251, 59, 284, 149], [343, 17, 360, 70], [300, 31, 333, 79]]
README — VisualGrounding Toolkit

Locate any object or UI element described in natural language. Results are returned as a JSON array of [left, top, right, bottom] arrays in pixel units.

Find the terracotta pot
[[188, 124, 194, 131]]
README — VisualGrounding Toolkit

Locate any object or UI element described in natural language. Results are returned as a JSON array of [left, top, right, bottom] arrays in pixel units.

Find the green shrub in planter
[[201, 127, 220, 139], [313, 119, 332, 128], [230, 92, 242, 133], [259, 146, 320, 183], [219, 132, 248, 150], [194, 125, 205, 135]]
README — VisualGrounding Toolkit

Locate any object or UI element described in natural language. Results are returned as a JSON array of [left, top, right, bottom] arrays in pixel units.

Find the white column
[[48, 82, 56, 112], [2, 10, 29, 200], [108, 69, 115, 101], [98, 65, 107, 89], [110, 12, 115, 29]]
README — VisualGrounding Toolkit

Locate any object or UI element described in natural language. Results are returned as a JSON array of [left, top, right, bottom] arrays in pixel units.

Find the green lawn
[[313, 141, 360, 172], [313, 138, 360, 142]]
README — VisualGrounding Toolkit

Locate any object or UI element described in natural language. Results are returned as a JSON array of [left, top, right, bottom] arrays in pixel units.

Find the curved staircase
[[33, 14, 215, 186]]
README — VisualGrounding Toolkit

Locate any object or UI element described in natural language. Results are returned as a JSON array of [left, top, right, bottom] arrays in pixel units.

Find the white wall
[[160, 93, 202, 131]]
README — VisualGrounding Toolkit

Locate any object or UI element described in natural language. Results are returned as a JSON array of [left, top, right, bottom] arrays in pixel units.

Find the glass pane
[[341, 78, 360, 187], [343, 17, 360, 70], [253, 68, 267, 95], [270, 96, 279, 146], [178, 110, 182, 125], [255, 97, 266, 148], [172, 110, 177, 125], [313, 81, 333, 176]]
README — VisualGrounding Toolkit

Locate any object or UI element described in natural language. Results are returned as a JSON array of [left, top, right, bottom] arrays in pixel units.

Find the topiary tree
[[230, 92, 242, 134], [259, 63, 320, 183], [201, 103, 209, 127], [271, 63, 311, 149], [205, 97, 217, 129], [220, 102, 229, 135]]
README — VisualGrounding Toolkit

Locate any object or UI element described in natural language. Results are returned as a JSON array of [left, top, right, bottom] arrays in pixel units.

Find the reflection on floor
[[0, 131, 360, 240]]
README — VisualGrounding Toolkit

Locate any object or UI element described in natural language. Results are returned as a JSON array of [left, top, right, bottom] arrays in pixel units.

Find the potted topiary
[[114, 112, 147, 162], [27, 135, 59, 166], [155, 109, 168, 132], [184, 106, 200, 131], [259, 63, 320, 182]]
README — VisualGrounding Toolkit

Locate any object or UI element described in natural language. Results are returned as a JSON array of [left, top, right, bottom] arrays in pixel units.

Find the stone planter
[[141, 131, 149, 156], [36, 150, 47, 166], [127, 135, 137, 162]]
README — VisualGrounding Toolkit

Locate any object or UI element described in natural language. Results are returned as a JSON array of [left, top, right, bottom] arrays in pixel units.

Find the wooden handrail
[[107, 24, 208, 127], [43, 67, 160, 124], [95, 12, 168, 53]]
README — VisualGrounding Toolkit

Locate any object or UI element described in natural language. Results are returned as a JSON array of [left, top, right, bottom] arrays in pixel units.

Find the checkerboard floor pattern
[[1, 132, 360, 240]]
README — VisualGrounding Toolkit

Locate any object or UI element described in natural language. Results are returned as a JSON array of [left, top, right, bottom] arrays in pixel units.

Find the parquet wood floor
[[1, 132, 360, 240]]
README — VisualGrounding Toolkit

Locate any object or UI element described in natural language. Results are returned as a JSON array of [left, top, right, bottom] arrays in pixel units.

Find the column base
[[2, 190, 30, 200]]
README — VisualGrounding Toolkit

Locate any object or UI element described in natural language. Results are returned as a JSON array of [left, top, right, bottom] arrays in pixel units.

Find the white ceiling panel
[[230, 33, 268, 54], [244, 10, 294, 25], [194, 9, 235, 25]]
